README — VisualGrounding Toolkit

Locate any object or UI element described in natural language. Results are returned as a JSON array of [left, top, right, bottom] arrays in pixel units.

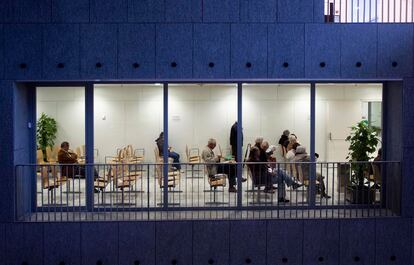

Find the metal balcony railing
[[325, 0, 414, 22], [15, 161, 400, 221]]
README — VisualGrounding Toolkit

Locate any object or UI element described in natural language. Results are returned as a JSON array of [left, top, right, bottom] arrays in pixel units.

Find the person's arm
[[58, 150, 78, 164], [202, 149, 220, 163], [285, 150, 294, 160]]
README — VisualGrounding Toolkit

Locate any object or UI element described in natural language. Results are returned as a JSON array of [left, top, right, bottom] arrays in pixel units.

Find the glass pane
[[242, 83, 311, 206], [36, 86, 86, 207], [94, 83, 163, 208], [316, 83, 382, 162], [168, 83, 237, 207]]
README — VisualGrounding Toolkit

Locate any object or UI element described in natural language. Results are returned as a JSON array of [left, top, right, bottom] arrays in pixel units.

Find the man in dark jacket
[[230, 121, 243, 160]]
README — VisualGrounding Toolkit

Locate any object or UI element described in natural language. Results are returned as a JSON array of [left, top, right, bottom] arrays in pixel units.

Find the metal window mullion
[[85, 82, 94, 212], [30, 85, 37, 213], [309, 83, 316, 207], [163, 83, 169, 209], [236, 82, 243, 209]]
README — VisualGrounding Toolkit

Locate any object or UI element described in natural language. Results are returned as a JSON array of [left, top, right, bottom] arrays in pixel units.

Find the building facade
[[0, 0, 414, 264]]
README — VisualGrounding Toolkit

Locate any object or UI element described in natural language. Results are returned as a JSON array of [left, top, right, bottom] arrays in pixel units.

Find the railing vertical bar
[[358, 0, 360, 22], [369, 0, 371, 21], [163, 83, 169, 210]]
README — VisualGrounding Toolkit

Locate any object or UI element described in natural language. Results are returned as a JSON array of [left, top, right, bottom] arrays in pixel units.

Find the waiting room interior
[[33, 83, 384, 208]]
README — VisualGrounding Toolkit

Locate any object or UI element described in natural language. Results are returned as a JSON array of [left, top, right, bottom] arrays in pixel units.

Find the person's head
[[289, 134, 297, 144], [207, 138, 217, 149], [255, 137, 264, 148], [261, 141, 269, 151], [249, 146, 260, 160], [292, 142, 300, 150], [295, 146, 307, 155], [159, 132, 164, 138], [283, 130, 290, 136], [61, 141, 70, 151]]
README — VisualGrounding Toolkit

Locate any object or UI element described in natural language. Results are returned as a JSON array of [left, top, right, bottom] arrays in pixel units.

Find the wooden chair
[[38, 165, 60, 205], [37, 150, 46, 165], [186, 145, 201, 163], [75, 146, 86, 164], [246, 167, 274, 205], [200, 152, 228, 205], [126, 145, 145, 163], [186, 145, 202, 178], [45, 146, 58, 163], [154, 146, 181, 190], [295, 163, 320, 202], [371, 163, 382, 188], [107, 148, 126, 164]]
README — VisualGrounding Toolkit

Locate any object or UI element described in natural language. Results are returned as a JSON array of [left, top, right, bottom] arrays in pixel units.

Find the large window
[[168, 83, 237, 160], [94, 84, 163, 163], [316, 83, 382, 162], [36, 86, 86, 207], [242, 83, 310, 152]]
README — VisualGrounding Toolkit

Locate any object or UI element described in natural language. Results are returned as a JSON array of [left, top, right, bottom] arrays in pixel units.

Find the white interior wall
[[94, 84, 163, 163], [36, 86, 85, 151], [242, 84, 311, 152], [168, 84, 237, 159], [316, 83, 382, 162]]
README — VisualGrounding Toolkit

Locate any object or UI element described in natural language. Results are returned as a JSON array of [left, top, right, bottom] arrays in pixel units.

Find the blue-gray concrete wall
[[1, 0, 414, 264], [0, 219, 412, 265]]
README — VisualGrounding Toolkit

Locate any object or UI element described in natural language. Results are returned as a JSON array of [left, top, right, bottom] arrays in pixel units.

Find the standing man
[[230, 121, 243, 160]]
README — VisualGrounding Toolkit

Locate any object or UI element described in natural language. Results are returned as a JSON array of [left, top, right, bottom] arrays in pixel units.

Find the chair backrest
[[134, 148, 145, 158], [40, 165, 49, 189], [185, 145, 189, 161], [296, 163, 305, 183], [75, 147, 81, 157], [54, 145, 60, 155], [154, 146, 161, 162], [40, 165, 58, 189], [45, 146, 53, 161], [126, 145, 133, 158], [37, 150, 44, 164], [247, 164, 267, 187]]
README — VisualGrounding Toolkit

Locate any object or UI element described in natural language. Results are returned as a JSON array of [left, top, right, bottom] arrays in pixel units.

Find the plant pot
[[346, 185, 376, 204]]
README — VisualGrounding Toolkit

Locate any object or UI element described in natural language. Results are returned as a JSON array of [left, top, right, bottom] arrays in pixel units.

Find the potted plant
[[37, 113, 58, 162], [345, 120, 380, 204]]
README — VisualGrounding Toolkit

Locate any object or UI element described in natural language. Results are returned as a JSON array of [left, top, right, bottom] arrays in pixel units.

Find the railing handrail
[[15, 160, 401, 167]]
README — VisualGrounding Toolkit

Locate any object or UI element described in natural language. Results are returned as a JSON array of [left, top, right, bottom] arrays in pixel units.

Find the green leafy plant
[[36, 113, 58, 161], [346, 120, 380, 187]]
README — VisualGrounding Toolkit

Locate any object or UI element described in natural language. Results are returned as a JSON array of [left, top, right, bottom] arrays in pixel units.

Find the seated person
[[58, 141, 99, 180], [285, 134, 298, 151], [286, 142, 300, 162], [248, 146, 302, 202], [247, 146, 274, 193], [274, 130, 290, 163], [259, 141, 270, 162], [254, 137, 264, 149], [155, 132, 181, 170], [292, 146, 330, 199], [202, 138, 237, 192]]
